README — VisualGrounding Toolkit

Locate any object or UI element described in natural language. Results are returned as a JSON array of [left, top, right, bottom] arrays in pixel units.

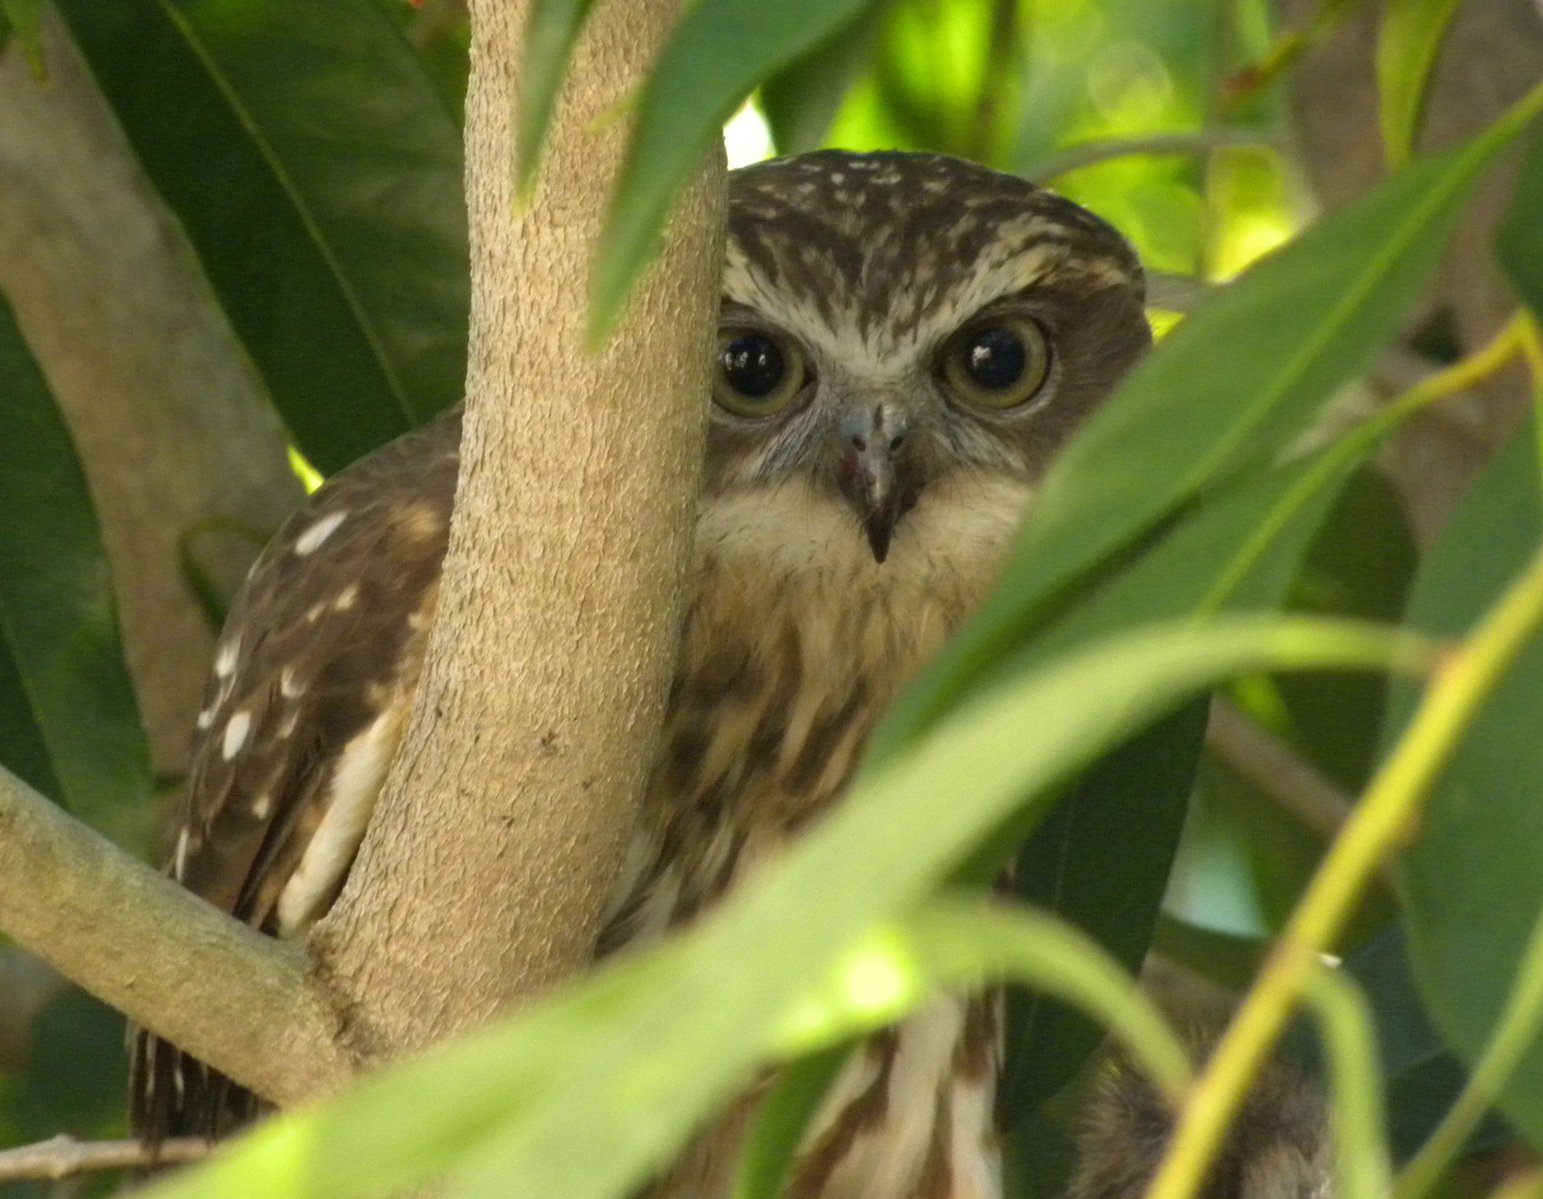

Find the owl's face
[[704, 150, 1150, 563]]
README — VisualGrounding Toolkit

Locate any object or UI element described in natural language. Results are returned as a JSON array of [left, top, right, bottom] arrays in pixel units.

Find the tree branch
[[0, 1134, 209, 1182], [1206, 700, 1353, 839], [0, 762, 351, 1105], [1027, 129, 1278, 183], [0, 12, 304, 778]]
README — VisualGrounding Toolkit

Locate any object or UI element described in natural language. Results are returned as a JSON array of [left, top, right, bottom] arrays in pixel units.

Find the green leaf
[[1395, 419, 1543, 1152], [999, 701, 1206, 1122], [731, 1042, 852, 1199], [1344, 926, 1510, 1163], [872, 83, 1543, 763], [988, 445, 1402, 1104], [1496, 132, 1543, 317], [907, 895, 1192, 1098], [1376, 0, 1466, 168], [1278, 467, 1419, 792], [0, 294, 153, 847], [758, 11, 884, 155], [58, 0, 469, 472], [141, 615, 1424, 1199], [0, 638, 62, 806], [515, 0, 596, 201], [0, 0, 46, 79], [589, 0, 879, 343]]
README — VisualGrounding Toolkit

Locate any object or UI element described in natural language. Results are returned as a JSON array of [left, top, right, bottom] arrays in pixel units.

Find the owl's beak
[[835, 404, 916, 564]]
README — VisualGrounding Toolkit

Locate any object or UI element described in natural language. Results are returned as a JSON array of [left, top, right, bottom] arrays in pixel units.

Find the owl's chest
[[601, 481, 1025, 947], [653, 553, 975, 919]]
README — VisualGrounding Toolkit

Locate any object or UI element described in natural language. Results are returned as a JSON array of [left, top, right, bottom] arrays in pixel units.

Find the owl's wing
[[131, 410, 461, 1145]]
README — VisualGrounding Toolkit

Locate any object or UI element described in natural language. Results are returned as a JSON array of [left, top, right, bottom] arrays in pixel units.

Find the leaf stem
[[1378, 311, 1533, 431], [1302, 966, 1393, 1199], [1146, 540, 1543, 1199]]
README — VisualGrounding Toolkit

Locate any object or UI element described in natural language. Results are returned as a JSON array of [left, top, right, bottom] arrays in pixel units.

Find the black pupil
[[721, 334, 785, 399], [965, 327, 1027, 390]]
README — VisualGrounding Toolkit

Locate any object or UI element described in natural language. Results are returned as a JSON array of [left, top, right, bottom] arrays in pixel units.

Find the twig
[[1206, 699, 1353, 839], [0, 1134, 209, 1181]]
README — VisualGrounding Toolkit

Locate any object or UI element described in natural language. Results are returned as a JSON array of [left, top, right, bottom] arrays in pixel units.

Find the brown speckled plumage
[[133, 150, 1153, 1197], [1069, 1013, 1332, 1199]]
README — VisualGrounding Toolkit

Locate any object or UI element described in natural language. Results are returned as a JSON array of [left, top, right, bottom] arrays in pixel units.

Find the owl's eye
[[714, 330, 806, 417], [940, 316, 1051, 410]]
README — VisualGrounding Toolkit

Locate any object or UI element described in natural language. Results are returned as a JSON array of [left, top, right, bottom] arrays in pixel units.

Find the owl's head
[[707, 150, 1149, 564]]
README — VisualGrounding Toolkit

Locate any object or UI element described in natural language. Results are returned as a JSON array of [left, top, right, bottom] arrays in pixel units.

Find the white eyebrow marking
[[222, 709, 252, 760], [294, 510, 348, 556]]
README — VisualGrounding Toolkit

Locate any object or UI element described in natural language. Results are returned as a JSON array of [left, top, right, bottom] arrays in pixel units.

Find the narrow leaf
[[731, 1043, 852, 1199], [999, 701, 1206, 1121], [0, 294, 153, 846], [588, 0, 880, 343], [759, 10, 884, 155], [515, 0, 596, 200], [1496, 132, 1543, 317], [58, 0, 469, 471], [1344, 926, 1507, 1163], [1394, 420, 1543, 1149], [0, 0, 45, 79], [908, 895, 1192, 1099], [1376, 0, 1466, 168]]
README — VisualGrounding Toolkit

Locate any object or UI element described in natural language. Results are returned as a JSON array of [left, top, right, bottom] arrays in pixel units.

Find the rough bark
[[0, 761, 349, 1105], [0, 11, 303, 781], [313, 0, 726, 1060]]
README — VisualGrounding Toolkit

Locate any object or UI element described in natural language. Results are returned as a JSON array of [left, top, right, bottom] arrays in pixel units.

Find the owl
[[132, 149, 1150, 1198]]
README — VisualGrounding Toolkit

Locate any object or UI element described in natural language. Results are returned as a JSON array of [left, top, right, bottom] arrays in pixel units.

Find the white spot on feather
[[280, 667, 306, 699], [294, 510, 347, 556], [196, 706, 217, 731], [173, 827, 191, 878], [214, 636, 240, 679], [276, 702, 407, 935], [333, 583, 359, 611], [222, 710, 251, 760], [252, 793, 273, 820]]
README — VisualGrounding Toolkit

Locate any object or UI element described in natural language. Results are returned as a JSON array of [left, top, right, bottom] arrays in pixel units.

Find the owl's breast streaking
[[614, 472, 1029, 1199], [602, 470, 1030, 952]]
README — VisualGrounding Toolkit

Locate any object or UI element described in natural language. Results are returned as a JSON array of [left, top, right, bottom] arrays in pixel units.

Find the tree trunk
[[0, 0, 727, 1112], [313, 0, 727, 1062]]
